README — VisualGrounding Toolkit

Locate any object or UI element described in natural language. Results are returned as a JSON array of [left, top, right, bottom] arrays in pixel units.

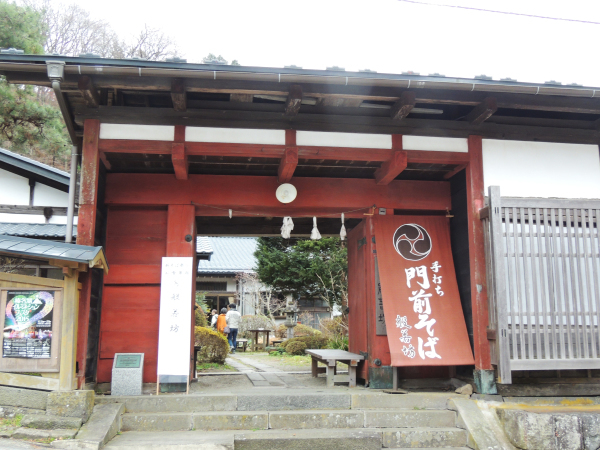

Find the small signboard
[[0, 289, 62, 373], [115, 354, 142, 369], [112, 353, 144, 396], [156, 257, 194, 393]]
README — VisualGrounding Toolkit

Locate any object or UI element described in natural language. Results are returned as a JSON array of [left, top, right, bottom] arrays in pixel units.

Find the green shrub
[[294, 324, 320, 337], [195, 309, 208, 327], [286, 340, 307, 355], [194, 326, 229, 364], [238, 315, 275, 339], [281, 335, 328, 351], [328, 335, 349, 351], [319, 316, 347, 338]]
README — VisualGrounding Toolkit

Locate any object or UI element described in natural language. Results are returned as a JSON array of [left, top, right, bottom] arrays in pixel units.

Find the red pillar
[[466, 135, 492, 371], [166, 205, 197, 380], [76, 119, 101, 388]]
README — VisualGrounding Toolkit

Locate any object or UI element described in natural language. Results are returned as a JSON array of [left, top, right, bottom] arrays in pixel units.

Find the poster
[[3, 290, 54, 359], [373, 216, 474, 366], [156, 257, 193, 380]]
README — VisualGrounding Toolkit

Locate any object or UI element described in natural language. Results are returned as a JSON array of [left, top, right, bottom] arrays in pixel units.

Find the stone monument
[[111, 353, 144, 396]]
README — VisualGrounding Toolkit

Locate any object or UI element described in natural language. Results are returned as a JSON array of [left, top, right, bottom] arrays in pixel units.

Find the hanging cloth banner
[[373, 215, 474, 367]]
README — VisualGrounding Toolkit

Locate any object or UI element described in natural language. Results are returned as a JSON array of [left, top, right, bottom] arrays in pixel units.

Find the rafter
[[390, 91, 416, 121], [171, 78, 186, 112], [284, 84, 303, 116], [78, 76, 100, 108], [466, 97, 498, 125]]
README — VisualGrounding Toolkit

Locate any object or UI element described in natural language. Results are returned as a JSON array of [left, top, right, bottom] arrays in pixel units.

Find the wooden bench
[[271, 339, 284, 346], [305, 349, 364, 388], [236, 339, 248, 352]]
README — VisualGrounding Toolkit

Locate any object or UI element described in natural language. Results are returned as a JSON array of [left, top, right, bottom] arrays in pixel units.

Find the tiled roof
[[0, 223, 77, 239], [196, 236, 213, 254], [197, 237, 257, 274], [0, 234, 106, 267], [0, 147, 70, 186]]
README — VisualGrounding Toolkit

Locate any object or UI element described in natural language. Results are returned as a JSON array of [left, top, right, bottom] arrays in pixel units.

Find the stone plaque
[[111, 353, 144, 396], [115, 354, 142, 369]]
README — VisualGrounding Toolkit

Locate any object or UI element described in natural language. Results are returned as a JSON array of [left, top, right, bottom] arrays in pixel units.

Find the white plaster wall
[[296, 131, 392, 149], [32, 184, 68, 207], [186, 127, 285, 145], [0, 169, 30, 204], [99, 124, 175, 141], [482, 140, 600, 199], [402, 136, 468, 152]]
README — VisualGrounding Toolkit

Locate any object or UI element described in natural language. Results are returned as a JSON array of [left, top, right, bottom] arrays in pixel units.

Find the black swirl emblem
[[393, 224, 432, 261]]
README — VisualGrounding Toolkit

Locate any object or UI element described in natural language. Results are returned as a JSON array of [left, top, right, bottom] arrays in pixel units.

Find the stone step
[[104, 430, 234, 449], [352, 393, 463, 410], [364, 410, 456, 429], [97, 391, 463, 414], [382, 427, 468, 448], [122, 409, 456, 432], [234, 428, 382, 450], [11, 427, 79, 441]]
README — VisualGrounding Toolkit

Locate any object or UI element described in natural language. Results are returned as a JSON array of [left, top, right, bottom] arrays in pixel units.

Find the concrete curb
[[53, 403, 125, 450], [448, 398, 516, 450]]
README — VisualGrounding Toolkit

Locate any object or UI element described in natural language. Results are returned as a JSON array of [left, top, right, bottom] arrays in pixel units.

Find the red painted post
[[166, 205, 197, 381], [76, 119, 100, 389], [466, 135, 492, 371]]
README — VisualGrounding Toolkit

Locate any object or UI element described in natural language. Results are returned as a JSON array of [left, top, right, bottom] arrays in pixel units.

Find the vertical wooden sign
[[373, 216, 474, 366], [157, 257, 194, 391]]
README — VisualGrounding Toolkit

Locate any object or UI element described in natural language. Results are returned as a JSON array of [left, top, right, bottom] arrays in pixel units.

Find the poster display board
[[0, 288, 62, 372], [373, 216, 474, 367], [156, 257, 194, 392]]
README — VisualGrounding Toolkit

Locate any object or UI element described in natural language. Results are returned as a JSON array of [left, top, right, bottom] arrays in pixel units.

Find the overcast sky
[[65, 0, 600, 87]]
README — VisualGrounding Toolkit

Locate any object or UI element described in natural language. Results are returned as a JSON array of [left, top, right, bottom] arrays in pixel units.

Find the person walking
[[216, 308, 228, 336], [210, 309, 218, 328], [226, 304, 241, 353]]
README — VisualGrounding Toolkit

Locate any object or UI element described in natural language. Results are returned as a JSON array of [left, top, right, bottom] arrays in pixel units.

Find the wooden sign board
[[0, 288, 62, 372], [156, 257, 194, 393], [373, 216, 474, 366]]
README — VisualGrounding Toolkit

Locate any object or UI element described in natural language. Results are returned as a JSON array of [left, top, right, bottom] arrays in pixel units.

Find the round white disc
[[275, 183, 297, 204]]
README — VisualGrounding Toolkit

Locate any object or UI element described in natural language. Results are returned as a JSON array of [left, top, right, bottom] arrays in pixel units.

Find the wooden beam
[[105, 174, 452, 212], [172, 143, 188, 180], [278, 129, 298, 183], [78, 76, 100, 108], [76, 119, 100, 391], [230, 94, 253, 102], [466, 135, 492, 371], [98, 138, 471, 165], [78, 106, 600, 144], [13, 70, 600, 114], [99, 151, 112, 170], [374, 135, 406, 185], [284, 84, 303, 116], [466, 97, 498, 125], [442, 164, 467, 180], [374, 150, 407, 185], [171, 78, 187, 112], [278, 147, 298, 183], [390, 91, 416, 121]]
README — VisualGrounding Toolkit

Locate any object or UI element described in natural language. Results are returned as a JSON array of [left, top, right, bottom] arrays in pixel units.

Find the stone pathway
[[226, 354, 308, 388]]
